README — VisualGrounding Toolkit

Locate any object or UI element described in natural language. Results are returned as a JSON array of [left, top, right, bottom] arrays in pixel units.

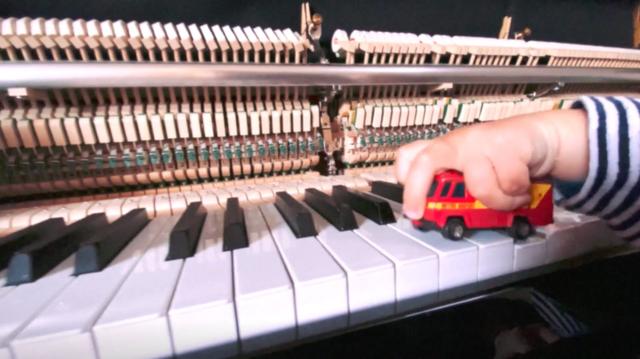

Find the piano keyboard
[[0, 173, 623, 359]]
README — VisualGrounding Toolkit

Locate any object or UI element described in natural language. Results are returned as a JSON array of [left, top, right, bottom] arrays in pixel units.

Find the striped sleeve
[[554, 96, 640, 241]]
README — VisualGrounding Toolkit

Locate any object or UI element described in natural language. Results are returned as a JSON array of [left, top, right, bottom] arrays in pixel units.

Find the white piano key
[[464, 230, 514, 287], [197, 189, 221, 210], [135, 195, 156, 218], [10, 218, 168, 359], [390, 217, 478, 297], [168, 211, 238, 358], [254, 185, 275, 201], [539, 221, 583, 264], [49, 206, 70, 223], [183, 190, 201, 205], [241, 186, 262, 203], [353, 213, 438, 313], [227, 189, 248, 203], [92, 215, 182, 359], [10, 208, 41, 229], [513, 234, 548, 275], [312, 180, 333, 192], [169, 192, 187, 215], [561, 212, 620, 250], [120, 197, 140, 215], [104, 198, 124, 222], [378, 195, 478, 298], [86, 200, 109, 216], [213, 189, 231, 207], [260, 204, 348, 338], [305, 203, 395, 325], [65, 202, 93, 223], [233, 207, 296, 353], [0, 255, 76, 357], [0, 209, 23, 230]]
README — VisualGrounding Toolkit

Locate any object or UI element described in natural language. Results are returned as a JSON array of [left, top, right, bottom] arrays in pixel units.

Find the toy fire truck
[[412, 171, 553, 240]]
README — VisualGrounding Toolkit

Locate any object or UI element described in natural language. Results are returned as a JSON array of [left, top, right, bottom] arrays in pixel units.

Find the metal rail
[[1, 62, 640, 88]]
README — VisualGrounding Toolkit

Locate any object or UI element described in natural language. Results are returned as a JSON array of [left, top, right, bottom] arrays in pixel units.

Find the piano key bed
[[0, 171, 626, 359]]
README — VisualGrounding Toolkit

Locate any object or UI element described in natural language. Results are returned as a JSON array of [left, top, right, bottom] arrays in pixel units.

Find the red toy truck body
[[411, 170, 553, 240]]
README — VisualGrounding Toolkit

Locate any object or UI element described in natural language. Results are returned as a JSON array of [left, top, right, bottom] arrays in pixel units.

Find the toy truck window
[[427, 183, 438, 197], [439, 182, 451, 197], [451, 183, 465, 198]]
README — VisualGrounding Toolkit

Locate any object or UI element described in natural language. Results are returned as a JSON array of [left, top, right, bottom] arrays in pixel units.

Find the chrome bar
[[1, 62, 640, 88]]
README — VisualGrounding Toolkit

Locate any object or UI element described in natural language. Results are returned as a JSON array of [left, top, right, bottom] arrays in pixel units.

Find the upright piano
[[0, 3, 638, 358]]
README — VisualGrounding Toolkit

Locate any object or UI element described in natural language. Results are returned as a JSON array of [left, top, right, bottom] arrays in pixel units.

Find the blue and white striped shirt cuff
[[555, 96, 640, 241]]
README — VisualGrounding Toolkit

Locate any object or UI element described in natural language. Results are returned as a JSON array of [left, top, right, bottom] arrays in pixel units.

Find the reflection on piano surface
[[0, 3, 637, 357]]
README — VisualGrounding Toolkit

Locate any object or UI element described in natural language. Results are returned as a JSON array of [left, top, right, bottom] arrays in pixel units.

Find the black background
[[0, 0, 636, 51]]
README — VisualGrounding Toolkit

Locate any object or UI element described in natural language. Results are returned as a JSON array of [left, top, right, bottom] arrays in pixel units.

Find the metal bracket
[[527, 82, 565, 100]]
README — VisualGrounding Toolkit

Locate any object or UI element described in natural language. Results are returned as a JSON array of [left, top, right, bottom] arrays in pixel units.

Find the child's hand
[[395, 109, 589, 220]]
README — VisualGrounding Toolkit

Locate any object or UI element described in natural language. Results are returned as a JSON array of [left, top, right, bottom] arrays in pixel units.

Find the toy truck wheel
[[442, 218, 465, 241], [509, 217, 533, 240], [415, 221, 429, 231]]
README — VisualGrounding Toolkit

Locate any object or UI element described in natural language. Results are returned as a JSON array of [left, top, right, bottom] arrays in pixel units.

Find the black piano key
[[370, 181, 404, 203], [304, 188, 358, 231], [275, 191, 317, 238], [332, 185, 396, 225], [7, 213, 108, 285], [223, 197, 249, 252], [166, 202, 207, 260], [0, 218, 66, 271], [74, 209, 149, 275]]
